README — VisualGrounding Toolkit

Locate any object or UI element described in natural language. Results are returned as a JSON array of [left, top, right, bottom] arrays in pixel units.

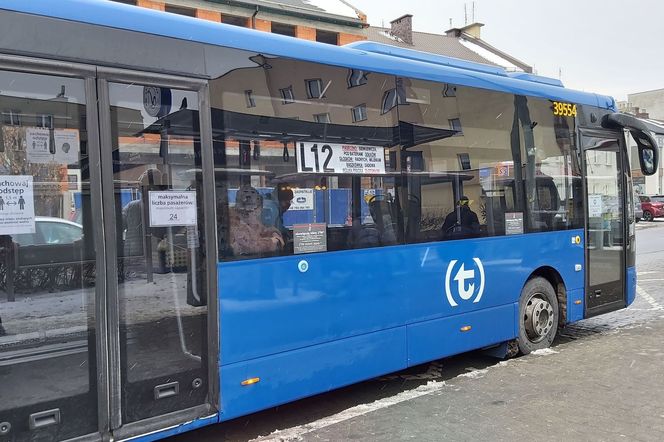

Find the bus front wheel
[[517, 277, 559, 355]]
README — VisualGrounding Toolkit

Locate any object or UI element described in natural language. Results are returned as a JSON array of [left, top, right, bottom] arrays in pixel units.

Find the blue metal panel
[[218, 229, 585, 366], [626, 266, 637, 306], [567, 288, 585, 323], [127, 415, 218, 442], [328, 189, 351, 225], [407, 304, 517, 366], [1, 0, 614, 109], [218, 326, 407, 421]]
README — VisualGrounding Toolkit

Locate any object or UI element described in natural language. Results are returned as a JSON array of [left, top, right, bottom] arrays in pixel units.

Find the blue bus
[[0, 1, 662, 441]]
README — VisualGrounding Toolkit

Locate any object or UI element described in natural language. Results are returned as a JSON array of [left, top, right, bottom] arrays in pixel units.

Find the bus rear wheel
[[517, 277, 559, 355]]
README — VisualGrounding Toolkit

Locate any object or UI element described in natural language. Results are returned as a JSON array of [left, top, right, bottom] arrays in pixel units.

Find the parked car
[[11, 216, 83, 246], [650, 195, 664, 204], [638, 195, 664, 221], [635, 198, 643, 222]]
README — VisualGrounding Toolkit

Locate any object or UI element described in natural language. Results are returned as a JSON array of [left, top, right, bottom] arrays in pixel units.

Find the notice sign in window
[[297, 142, 386, 175], [149, 191, 197, 227], [293, 223, 327, 254], [0, 175, 35, 234]]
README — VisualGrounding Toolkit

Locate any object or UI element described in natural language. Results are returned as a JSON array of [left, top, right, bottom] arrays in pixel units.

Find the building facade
[[619, 89, 664, 195], [112, 0, 367, 45]]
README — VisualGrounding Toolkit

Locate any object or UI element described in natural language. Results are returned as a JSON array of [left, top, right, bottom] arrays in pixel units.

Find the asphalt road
[[173, 220, 664, 442]]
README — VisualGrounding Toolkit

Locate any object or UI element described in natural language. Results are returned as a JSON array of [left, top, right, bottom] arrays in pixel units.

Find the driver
[[441, 195, 480, 239]]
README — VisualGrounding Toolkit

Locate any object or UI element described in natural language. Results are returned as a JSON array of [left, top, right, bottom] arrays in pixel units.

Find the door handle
[[154, 381, 179, 400], [29, 409, 60, 430]]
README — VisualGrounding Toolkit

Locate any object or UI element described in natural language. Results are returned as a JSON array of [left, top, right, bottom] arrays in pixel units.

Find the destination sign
[[297, 142, 386, 175]]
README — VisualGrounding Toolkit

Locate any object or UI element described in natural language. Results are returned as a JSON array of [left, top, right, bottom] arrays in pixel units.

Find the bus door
[[0, 59, 104, 442], [581, 130, 627, 316], [96, 71, 218, 438]]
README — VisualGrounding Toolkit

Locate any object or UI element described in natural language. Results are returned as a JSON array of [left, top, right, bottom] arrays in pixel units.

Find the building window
[[164, 4, 196, 17], [280, 86, 295, 104], [443, 84, 457, 97], [313, 113, 331, 124], [381, 88, 406, 114], [316, 29, 339, 45], [305, 79, 325, 99], [271, 22, 296, 37], [244, 90, 256, 108], [347, 69, 368, 88], [351, 104, 367, 122], [37, 114, 53, 129], [449, 118, 463, 134], [3, 110, 22, 126], [222, 14, 249, 27]]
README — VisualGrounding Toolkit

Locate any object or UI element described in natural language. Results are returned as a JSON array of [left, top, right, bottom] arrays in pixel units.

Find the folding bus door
[[581, 130, 627, 316], [0, 58, 104, 442], [96, 71, 218, 439]]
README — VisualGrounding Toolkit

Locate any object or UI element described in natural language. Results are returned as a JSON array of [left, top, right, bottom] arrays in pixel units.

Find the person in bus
[[441, 195, 480, 239], [262, 184, 294, 240], [230, 184, 284, 256]]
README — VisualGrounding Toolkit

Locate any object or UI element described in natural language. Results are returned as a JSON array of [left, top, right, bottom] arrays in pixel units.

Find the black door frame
[[579, 128, 629, 317], [96, 67, 219, 439]]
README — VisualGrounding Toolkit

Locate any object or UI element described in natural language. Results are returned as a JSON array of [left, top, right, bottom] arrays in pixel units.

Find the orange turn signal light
[[241, 377, 260, 386], [460, 325, 472, 332]]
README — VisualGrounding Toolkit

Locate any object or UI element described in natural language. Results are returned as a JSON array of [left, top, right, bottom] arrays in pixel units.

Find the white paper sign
[[297, 142, 386, 175], [588, 194, 603, 218], [149, 191, 198, 227], [26, 127, 52, 164], [53, 129, 80, 165], [0, 175, 35, 234], [290, 189, 314, 211]]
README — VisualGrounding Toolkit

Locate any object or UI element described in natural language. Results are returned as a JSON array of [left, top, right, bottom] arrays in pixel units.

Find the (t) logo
[[444, 258, 485, 307]]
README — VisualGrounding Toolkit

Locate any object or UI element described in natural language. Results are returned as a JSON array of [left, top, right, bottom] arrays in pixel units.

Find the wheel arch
[[526, 266, 567, 326]]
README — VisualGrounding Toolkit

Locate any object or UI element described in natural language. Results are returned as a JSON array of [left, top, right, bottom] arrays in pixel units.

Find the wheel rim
[[644, 212, 653, 221], [523, 293, 554, 343]]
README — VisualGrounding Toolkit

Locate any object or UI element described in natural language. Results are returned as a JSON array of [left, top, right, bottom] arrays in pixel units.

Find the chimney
[[390, 14, 413, 45]]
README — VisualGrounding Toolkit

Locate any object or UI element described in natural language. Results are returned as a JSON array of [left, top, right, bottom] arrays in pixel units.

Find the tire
[[643, 211, 653, 222], [517, 277, 559, 355]]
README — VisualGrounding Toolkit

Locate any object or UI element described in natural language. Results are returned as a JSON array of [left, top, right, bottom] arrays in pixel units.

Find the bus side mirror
[[631, 130, 659, 176]]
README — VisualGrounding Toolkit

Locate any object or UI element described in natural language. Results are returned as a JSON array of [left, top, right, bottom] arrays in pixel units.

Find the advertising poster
[[0, 175, 35, 234]]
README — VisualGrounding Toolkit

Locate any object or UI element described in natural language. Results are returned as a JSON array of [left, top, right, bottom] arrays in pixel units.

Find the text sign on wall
[[0, 175, 35, 234], [149, 191, 198, 227], [297, 142, 386, 175]]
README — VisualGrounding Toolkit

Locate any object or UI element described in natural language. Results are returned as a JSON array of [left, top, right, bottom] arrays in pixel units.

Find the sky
[[353, 0, 664, 102]]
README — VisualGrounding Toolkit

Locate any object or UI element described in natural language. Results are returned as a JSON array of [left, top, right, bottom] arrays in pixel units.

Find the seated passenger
[[441, 196, 480, 239], [229, 185, 284, 256], [261, 184, 294, 240]]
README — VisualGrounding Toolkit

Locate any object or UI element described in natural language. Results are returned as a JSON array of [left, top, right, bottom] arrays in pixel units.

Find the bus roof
[[1, 0, 615, 110]]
